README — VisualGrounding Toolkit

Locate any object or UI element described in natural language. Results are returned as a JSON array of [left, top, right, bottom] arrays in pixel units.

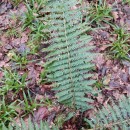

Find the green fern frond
[[2, 119, 59, 130], [43, 0, 96, 111], [86, 96, 130, 130]]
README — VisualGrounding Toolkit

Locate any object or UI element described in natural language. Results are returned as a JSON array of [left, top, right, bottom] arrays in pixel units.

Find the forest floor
[[0, 0, 130, 129]]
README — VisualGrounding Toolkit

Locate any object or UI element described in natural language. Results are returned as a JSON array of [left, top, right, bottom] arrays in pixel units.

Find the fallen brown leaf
[[33, 107, 49, 124], [111, 11, 118, 21]]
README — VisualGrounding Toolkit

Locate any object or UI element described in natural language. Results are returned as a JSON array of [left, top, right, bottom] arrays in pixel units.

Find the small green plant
[[27, 41, 39, 54], [5, 28, 20, 38], [11, 0, 22, 6], [110, 26, 130, 61], [30, 22, 49, 42], [23, 0, 47, 29], [40, 98, 53, 107], [94, 80, 103, 89], [9, 12, 22, 26], [113, 25, 129, 40], [22, 5, 37, 29], [26, 0, 48, 9], [88, 0, 112, 25], [8, 50, 28, 68], [123, 0, 130, 4], [0, 97, 17, 128], [21, 0, 49, 61], [111, 40, 130, 61], [0, 69, 27, 95], [13, 54, 28, 66], [19, 91, 41, 116], [40, 69, 49, 84]]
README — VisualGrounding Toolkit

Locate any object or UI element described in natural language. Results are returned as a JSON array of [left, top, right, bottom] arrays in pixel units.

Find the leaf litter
[[0, 0, 130, 129]]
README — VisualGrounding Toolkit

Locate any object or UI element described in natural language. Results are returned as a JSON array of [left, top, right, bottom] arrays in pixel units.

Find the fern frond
[[43, 0, 96, 111], [86, 96, 130, 130], [2, 119, 59, 130]]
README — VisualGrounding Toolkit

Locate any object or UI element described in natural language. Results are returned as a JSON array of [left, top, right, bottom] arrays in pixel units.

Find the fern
[[2, 119, 59, 130], [86, 96, 130, 130], [42, 0, 96, 111]]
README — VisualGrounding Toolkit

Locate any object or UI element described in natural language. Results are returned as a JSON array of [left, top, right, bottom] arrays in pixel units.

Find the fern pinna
[[43, 0, 96, 111], [86, 96, 130, 130]]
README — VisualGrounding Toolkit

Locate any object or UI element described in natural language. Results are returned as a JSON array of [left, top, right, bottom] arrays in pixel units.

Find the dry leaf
[[34, 107, 49, 123], [0, 61, 5, 67], [111, 11, 118, 21], [103, 74, 111, 85]]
